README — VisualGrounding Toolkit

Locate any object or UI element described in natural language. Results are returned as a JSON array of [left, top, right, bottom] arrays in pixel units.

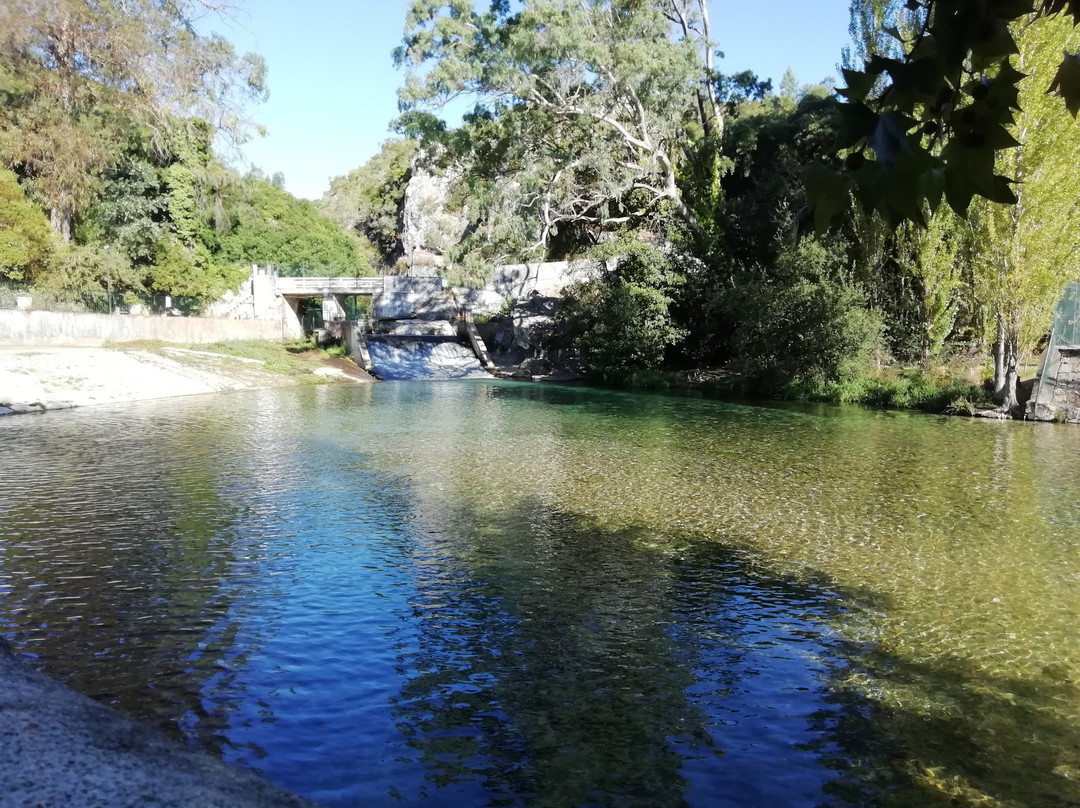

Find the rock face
[[398, 165, 469, 272], [480, 295, 582, 380]]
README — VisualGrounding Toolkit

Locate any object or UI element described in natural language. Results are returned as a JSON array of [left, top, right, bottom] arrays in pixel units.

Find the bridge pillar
[[322, 294, 347, 323], [251, 265, 278, 320], [281, 296, 304, 339]]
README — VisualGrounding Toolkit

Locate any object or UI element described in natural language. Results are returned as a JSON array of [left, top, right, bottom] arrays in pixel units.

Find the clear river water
[[1, 381, 1079, 808]]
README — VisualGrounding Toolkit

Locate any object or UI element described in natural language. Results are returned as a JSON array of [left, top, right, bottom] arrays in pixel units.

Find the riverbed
[[1, 381, 1077, 807]]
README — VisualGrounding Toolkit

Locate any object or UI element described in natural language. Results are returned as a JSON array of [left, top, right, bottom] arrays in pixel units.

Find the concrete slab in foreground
[[0, 643, 319, 807]]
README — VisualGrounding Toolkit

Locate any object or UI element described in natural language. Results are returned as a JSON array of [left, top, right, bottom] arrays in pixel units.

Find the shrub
[[559, 241, 686, 381], [0, 169, 53, 282], [729, 241, 883, 395]]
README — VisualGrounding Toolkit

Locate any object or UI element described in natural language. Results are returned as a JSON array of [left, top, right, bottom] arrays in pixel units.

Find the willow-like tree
[[0, 0, 266, 241], [969, 13, 1080, 411], [395, 0, 724, 242]]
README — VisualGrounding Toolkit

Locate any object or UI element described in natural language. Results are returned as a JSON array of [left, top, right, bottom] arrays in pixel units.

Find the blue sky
[[211, 1, 853, 200]]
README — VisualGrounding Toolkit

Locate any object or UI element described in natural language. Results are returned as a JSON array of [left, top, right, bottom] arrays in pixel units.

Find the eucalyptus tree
[[395, 0, 725, 246], [0, 0, 266, 240]]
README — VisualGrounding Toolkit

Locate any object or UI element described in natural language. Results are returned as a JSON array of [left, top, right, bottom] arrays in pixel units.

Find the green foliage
[[0, 0, 266, 239], [45, 243, 144, 295], [719, 94, 841, 266], [320, 139, 417, 262], [725, 241, 883, 394], [219, 180, 370, 274], [559, 241, 686, 381], [147, 238, 247, 298], [807, 367, 989, 412], [396, 1, 717, 239], [76, 154, 168, 264], [0, 168, 53, 281], [964, 13, 1080, 402], [818, 1, 1080, 229]]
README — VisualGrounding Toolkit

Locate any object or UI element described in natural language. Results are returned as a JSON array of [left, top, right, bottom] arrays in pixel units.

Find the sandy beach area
[[0, 344, 369, 413]]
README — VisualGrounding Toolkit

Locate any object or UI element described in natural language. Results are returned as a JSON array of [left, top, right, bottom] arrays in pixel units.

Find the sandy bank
[[0, 345, 371, 414]]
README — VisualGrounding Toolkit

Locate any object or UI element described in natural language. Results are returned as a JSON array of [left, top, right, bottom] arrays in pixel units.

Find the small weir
[[366, 335, 492, 381]]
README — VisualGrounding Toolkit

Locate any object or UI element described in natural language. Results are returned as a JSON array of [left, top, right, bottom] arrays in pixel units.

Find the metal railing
[[275, 276, 385, 295]]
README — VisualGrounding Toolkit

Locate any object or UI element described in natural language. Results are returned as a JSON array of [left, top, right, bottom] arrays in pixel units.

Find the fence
[[1038, 282, 1080, 391], [0, 284, 207, 316]]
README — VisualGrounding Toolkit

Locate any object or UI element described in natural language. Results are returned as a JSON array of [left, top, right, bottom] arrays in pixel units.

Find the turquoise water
[[1, 381, 1078, 807]]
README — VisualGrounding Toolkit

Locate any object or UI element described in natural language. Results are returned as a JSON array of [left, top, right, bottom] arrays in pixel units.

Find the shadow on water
[[384, 492, 1080, 808], [2, 384, 1079, 808], [375, 497, 878, 808], [826, 648, 1080, 808]]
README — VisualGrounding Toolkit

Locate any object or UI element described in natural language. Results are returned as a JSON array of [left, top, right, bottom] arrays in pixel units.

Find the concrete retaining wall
[[0, 310, 284, 347]]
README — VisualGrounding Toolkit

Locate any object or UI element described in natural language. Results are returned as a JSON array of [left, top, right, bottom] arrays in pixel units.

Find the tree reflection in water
[[388, 500, 867, 807]]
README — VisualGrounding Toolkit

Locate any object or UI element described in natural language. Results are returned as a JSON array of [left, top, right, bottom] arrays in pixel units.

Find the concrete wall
[[1028, 345, 1080, 421], [487, 259, 605, 299], [374, 276, 455, 320], [0, 310, 284, 347], [195, 260, 607, 326]]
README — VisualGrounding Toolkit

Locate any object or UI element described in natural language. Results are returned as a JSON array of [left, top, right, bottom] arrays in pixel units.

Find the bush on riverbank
[[594, 361, 994, 416], [788, 367, 992, 413]]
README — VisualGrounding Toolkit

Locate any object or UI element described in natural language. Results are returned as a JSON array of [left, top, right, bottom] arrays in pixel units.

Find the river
[[1, 381, 1078, 807]]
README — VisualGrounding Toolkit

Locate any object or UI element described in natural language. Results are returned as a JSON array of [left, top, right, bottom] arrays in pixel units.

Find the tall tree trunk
[[993, 317, 1007, 403], [696, 0, 723, 140], [1003, 350, 1020, 413], [50, 201, 73, 243], [993, 317, 1021, 412]]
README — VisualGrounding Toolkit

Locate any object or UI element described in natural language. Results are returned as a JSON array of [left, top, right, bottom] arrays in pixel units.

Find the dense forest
[[3, 0, 1080, 412], [0, 0, 369, 306]]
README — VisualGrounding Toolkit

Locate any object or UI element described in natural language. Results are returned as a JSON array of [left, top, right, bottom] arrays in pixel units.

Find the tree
[[812, 1, 1080, 230], [320, 138, 418, 263], [779, 68, 800, 101], [395, 0, 722, 241], [968, 12, 1080, 410], [558, 241, 686, 380], [0, 0, 266, 240], [219, 179, 371, 275], [0, 167, 53, 281]]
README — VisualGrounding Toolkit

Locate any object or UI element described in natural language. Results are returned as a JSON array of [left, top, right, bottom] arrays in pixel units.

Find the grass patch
[[109, 339, 346, 378], [787, 365, 994, 414]]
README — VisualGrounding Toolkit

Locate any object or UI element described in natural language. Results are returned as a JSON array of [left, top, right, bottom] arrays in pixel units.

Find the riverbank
[[0, 640, 318, 807], [601, 359, 1022, 417], [0, 341, 373, 415]]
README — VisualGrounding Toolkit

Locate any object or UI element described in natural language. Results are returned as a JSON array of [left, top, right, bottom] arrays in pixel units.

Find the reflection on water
[[1, 381, 1078, 807]]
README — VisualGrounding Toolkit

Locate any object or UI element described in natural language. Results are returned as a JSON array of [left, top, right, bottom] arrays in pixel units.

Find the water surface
[[1, 381, 1078, 807]]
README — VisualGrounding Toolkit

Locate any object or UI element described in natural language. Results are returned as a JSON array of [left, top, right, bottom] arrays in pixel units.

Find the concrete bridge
[[273, 276, 386, 332], [224, 259, 606, 334], [274, 276, 386, 296]]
